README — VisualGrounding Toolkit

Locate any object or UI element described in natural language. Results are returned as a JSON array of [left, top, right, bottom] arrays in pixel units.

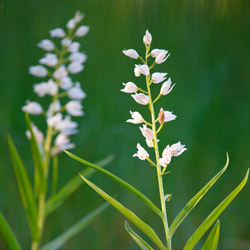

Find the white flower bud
[[133, 143, 149, 160], [67, 82, 86, 99], [68, 62, 84, 74], [151, 49, 167, 58], [55, 115, 78, 134], [49, 28, 66, 38], [122, 49, 139, 59], [134, 64, 149, 77], [143, 30, 152, 45], [47, 113, 62, 127], [22, 101, 43, 115], [74, 11, 84, 23], [170, 142, 187, 156], [152, 72, 167, 84], [164, 111, 177, 122], [134, 65, 141, 77], [54, 65, 68, 79], [67, 19, 76, 29], [69, 52, 87, 63], [139, 124, 154, 140], [75, 25, 89, 37], [65, 100, 84, 116], [68, 42, 80, 53], [26, 123, 44, 144], [61, 38, 72, 47], [146, 139, 154, 148], [126, 111, 144, 124], [39, 53, 58, 67], [155, 51, 170, 64], [120, 82, 138, 93], [59, 77, 73, 90], [29, 65, 48, 77], [47, 100, 61, 117], [131, 93, 149, 105], [37, 39, 55, 51], [34, 79, 58, 97], [160, 78, 175, 96]]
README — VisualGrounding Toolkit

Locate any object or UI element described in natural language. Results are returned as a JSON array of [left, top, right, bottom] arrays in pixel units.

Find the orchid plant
[[1, 12, 112, 250], [67, 30, 249, 250]]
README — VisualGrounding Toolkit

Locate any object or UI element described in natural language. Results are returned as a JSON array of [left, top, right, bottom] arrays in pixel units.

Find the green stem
[[52, 155, 58, 196]]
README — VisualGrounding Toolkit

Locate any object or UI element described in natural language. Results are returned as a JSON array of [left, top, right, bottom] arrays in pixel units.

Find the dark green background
[[0, 0, 249, 249]]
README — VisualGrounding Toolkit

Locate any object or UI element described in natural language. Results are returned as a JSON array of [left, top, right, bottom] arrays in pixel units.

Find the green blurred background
[[0, 0, 249, 249]]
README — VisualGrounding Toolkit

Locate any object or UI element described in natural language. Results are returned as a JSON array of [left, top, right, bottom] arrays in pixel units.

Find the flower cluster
[[122, 30, 186, 168], [22, 11, 89, 155]]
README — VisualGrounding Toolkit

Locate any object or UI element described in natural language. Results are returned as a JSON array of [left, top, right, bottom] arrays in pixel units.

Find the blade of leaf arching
[[170, 154, 229, 237], [183, 169, 249, 250], [0, 211, 22, 250], [65, 151, 162, 218], [25, 113, 45, 193], [201, 220, 220, 250], [40, 202, 109, 250], [7, 136, 39, 241], [125, 221, 154, 250], [80, 175, 167, 250], [45, 154, 114, 217]]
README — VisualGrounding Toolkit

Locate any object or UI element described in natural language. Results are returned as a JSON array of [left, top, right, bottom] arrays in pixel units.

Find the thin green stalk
[[52, 155, 58, 196]]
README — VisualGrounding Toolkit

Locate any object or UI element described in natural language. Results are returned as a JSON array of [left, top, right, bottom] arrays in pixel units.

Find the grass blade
[[80, 175, 167, 250], [0, 211, 22, 250], [45, 155, 113, 217], [201, 220, 220, 250], [170, 154, 229, 237], [183, 169, 249, 250], [40, 203, 109, 250], [65, 150, 162, 218], [25, 113, 45, 193], [7, 136, 39, 240], [125, 221, 154, 250]]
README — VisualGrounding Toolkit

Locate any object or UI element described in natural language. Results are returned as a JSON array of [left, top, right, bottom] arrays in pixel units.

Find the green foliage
[[201, 220, 220, 250]]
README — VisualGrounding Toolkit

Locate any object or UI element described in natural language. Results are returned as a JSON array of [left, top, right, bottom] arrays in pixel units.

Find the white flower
[[151, 49, 167, 58], [126, 111, 144, 124], [143, 30, 152, 45], [122, 49, 139, 59], [134, 64, 150, 77], [59, 77, 73, 90], [39, 53, 58, 67], [74, 11, 84, 23], [120, 82, 138, 93], [133, 143, 149, 160], [75, 25, 89, 37], [155, 51, 170, 64], [29, 65, 48, 77], [68, 42, 80, 53], [22, 101, 43, 115], [52, 133, 75, 155], [152, 72, 167, 84], [164, 111, 177, 122], [69, 52, 87, 63], [61, 38, 72, 47], [169, 142, 187, 157], [49, 28, 66, 38], [67, 19, 76, 30], [146, 139, 154, 148], [54, 65, 68, 79], [67, 82, 86, 99], [55, 115, 78, 134], [34, 79, 58, 97], [37, 39, 55, 51], [26, 123, 44, 144], [68, 62, 84, 74], [139, 124, 154, 140], [160, 78, 175, 96], [131, 93, 149, 105], [47, 100, 61, 117], [65, 100, 84, 116], [47, 113, 63, 127], [67, 12, 84, 30]]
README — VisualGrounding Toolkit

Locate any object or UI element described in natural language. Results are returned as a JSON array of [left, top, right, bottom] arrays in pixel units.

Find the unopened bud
[[158, 108, 165, 124]]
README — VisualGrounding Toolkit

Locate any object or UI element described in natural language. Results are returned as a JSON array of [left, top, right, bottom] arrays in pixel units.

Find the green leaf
[[170, 154, 229, 237], [45, 154, 114, 217], [40, 203, 109, 250], [0, 211, 22, 250], [183, 169, 249, 250], [80, 174, 167, 250], [125, 221, 154, 250], [25, 113, 45, 193], [201, 220, 220, 250], [7, 136, 39, 241], [65, 151, 162, 218]]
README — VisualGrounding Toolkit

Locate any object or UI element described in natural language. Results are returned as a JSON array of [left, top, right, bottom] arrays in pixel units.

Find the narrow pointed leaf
[[25, 113, 45, 193], [80, 175, 167, 250], [40, 203, 109, 250], [0, 211, 22, 250], [7, 136, 39, 240], [170, 154, 229, 237], [125, 221, 154, 250], [183, 169, 249, 250], [201, 220, 220, 250], [65, 151, 162, 218], [45, 154, 114, 217]]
